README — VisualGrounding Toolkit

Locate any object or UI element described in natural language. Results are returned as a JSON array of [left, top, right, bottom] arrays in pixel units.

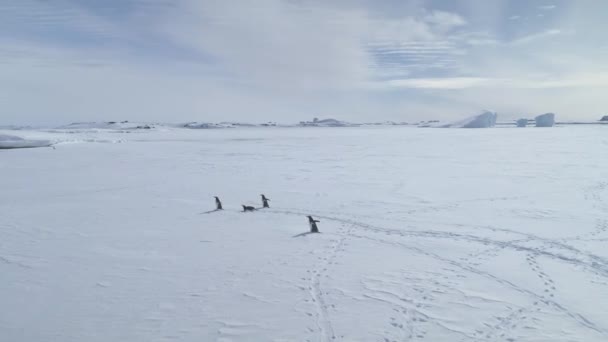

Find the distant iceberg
[[516, 118, 528, 127], [298, 118, 358, 127], [0, 134, 52, 149], [600, 115, 608, 122], [434, 111, 497, 128], [535, 113, 555, 127], [57, 121, 154, 131], [182, 122, 232, 129]]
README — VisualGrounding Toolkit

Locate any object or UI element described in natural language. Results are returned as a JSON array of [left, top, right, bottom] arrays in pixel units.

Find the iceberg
[[182, 122, 232, 129], [535, 113, 555, 127], [434, 111, 497, 128], [516, 118, 528, 127]]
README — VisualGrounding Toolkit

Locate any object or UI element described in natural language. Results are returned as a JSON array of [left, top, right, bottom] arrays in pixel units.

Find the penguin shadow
[[293, 231, 321, 238], [200, 209, 222, 215]]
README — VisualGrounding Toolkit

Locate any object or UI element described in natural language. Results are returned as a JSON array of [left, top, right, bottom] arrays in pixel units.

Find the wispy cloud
[[424, 10, 467, 33], [386, 77, 491, 89], [511, 29, 562, 45], [538, 5, 557, 11], [385, 74, 608, 90]]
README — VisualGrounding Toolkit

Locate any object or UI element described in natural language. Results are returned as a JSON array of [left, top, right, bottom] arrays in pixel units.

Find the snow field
[[1, 126, 608, 341]]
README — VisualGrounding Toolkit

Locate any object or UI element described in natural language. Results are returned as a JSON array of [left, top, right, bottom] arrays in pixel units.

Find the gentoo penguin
[[242, 205, 256, 212], [307, 215, 320, 233], [261, 194, 270, 208], [214, 196, 223, 210]]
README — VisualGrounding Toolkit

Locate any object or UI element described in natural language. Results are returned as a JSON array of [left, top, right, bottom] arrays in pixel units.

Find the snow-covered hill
[[0, 134, 52, 149], [58, 121, 155, 130], [2, 126, 608, 341]]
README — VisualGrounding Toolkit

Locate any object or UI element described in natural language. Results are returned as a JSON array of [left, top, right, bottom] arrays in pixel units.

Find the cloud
[[424, 10, 467, 33], [364, 11, 470, 78], [511, 29, 561, 45], [386, 77, 491, 89], [538, 5, 557, 10], [384, 74, 608, 90], [153, 0, 374, 91], [156, 1, 471, 87]]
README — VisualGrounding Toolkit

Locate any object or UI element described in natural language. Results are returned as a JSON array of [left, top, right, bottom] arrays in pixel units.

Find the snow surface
[[2, 126, 608, 341]]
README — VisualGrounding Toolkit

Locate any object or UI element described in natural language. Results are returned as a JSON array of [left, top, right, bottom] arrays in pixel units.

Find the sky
[[2, 0, 608, 125]]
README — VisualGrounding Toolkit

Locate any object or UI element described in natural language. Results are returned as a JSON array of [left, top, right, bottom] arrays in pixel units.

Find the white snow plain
[[1, 126, 608, 342]]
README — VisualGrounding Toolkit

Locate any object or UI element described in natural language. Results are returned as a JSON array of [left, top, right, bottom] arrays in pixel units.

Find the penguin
[[261, 194, 270, 208], [214, 196, 223, 210], [242, 205, 256, 212], [307, 215, 320, 233]]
